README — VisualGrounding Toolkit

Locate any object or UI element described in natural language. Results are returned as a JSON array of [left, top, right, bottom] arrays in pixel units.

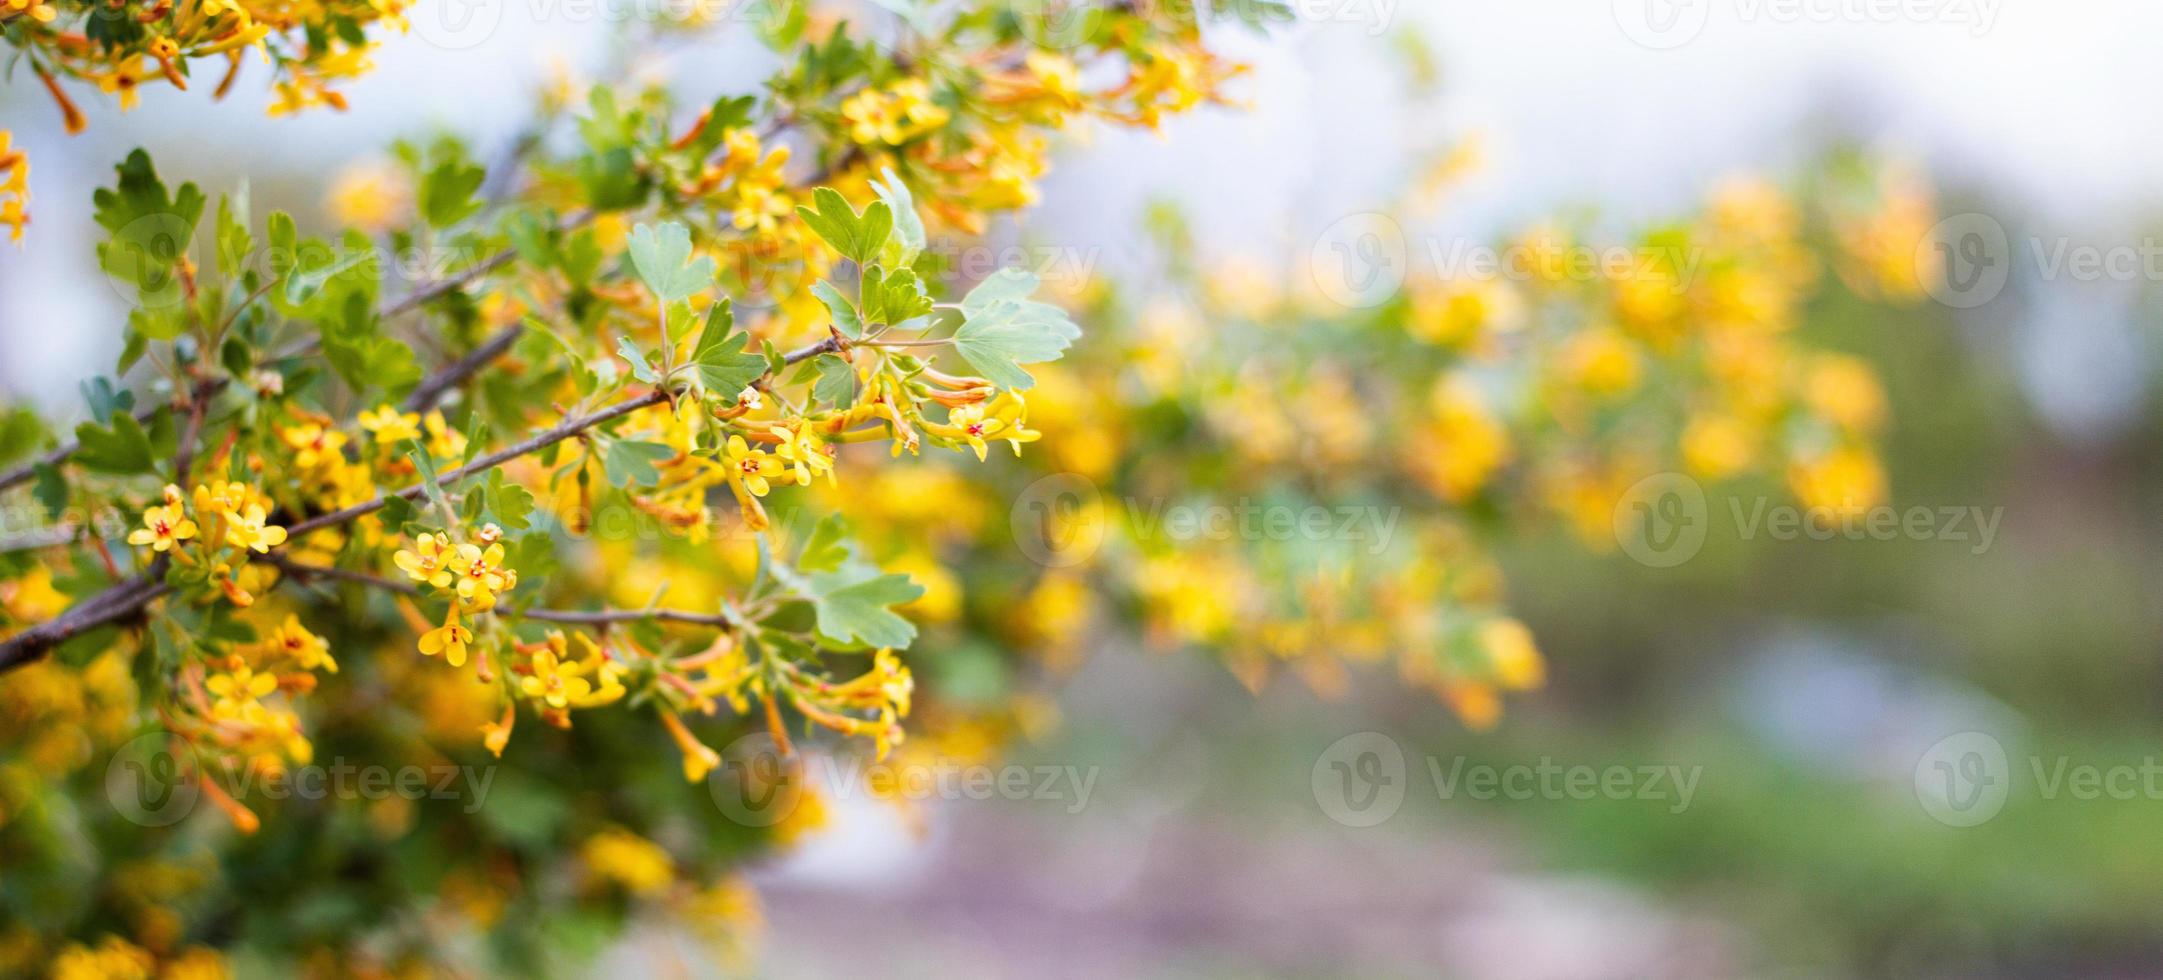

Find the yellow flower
[[840, 79, 949, 145], [1789, 445, 1887, 514], [126, 502, 198, 552], [722, 434, 784, 497], [1557, 327, 1642, 397], [1803, 354, 1887, 434], [265, 614, 336, 673], [0, 130, 25, 244], [394, 533, 456, 588], [480, 702, 515, 757], [50, 936, 154, 980], [582, 827, 675, 896], [328, 159, 411, 232], [1479, 618, 1545, 690], [770, 421, 835, 485], [518, 644, 592, 709], [280, 423, 350, 471], [453, 541, 515, 610], [1682, 412, 1757, 481], [223, 503, 288, 553], [358, 404, 422, 444], [99, 60, 153, 113], [0, 0, 57, 23], [418, 619, 474, 668], [423, 410, 468, 462], [206, 665, 279, 715], [660, 709, 720, 783]]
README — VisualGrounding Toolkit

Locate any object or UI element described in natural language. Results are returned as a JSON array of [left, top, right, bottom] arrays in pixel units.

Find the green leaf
[[872, 168, 925, 267], [862, 265, 932, 327], [0, 408, 45, 467], [949, 269, 1083, 390], [627, 221, 715, 303], [31, 463, 67, 519], [693, 300, 767, 401], [215, 190, 253, 278], [810, 279, 863, 338], [795, 187, 892, 265], [419, 157, 487, 227], [408, 448, 455, 517], [796, 514, 851, 574], [479, 469, 537, 530], [603, 439, 672, 488], [615, 337, 661, 384], [810, 573, 923, 649], [94, 151, 205, 314], [92, 150, 206, 236], [812, 354, 857, 408], [73, 414, 156, 475], [79, 378, 135, 423]]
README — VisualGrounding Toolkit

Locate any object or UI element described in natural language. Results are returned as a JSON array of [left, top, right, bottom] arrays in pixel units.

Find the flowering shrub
[[0, 2, 1925, 974]]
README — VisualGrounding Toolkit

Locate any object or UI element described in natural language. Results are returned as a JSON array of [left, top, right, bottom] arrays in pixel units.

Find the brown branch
[[402, 322, 527, 414]]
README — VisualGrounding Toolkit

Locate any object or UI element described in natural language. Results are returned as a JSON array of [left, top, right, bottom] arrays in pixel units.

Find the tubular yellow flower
[[659, 709, 721, 784]]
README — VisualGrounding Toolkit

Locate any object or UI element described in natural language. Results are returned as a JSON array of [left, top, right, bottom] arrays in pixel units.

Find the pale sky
[[5, 0, 2160, 428]]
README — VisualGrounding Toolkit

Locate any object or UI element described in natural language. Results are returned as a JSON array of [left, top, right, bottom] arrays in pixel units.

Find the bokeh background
[[8, 2, 2163, 977]]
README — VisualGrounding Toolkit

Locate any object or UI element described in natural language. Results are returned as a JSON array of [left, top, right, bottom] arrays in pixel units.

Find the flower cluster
[[6, 0, 405, 137], [0, 131, 25, 243], [126, 482, 289, 605]]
